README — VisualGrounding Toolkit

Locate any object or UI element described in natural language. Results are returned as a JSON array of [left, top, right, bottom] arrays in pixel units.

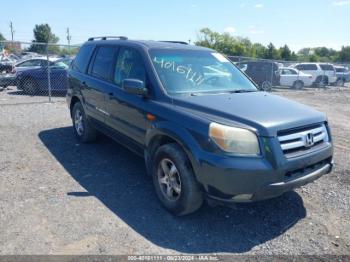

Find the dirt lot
[[0, 86, 349, 255]]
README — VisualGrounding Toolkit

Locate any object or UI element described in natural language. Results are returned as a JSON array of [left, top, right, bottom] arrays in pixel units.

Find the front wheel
[[152, 143, 203, 216], [72, 102, 97, 143], [22, 78, 38, 95]]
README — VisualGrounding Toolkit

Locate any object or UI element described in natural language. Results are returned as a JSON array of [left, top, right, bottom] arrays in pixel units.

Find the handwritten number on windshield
[[153, 57, 205, 86]]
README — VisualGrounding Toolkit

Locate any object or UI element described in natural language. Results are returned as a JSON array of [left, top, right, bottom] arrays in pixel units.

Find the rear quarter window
[[320, 64, 334, 71], [72, 44, 95, 73]]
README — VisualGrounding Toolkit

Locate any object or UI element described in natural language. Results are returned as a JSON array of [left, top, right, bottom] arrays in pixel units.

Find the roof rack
[[88, 36, 128, 41], [159, 41, 189, 45]]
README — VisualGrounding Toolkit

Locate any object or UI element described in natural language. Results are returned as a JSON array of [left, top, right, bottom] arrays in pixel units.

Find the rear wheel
[[315, 75, 328, 87], [293, 80, 304, 89], [261, 81, 272, 91], [336, 78, 345, 87], [72, 102, 97, 143], [22, 78, 38, 95], [323, 76, 329, 86], [152, 143, 203, 216]]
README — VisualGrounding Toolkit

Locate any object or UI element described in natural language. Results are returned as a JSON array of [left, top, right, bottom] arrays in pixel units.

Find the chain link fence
[[228, 56, 350, 91], [1, 41, 350, 105], [0, 41, 79, 105]]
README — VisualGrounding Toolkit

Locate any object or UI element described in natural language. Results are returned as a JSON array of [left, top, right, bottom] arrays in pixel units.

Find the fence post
[[271, 60, 274, 89], [46, 43, 52, 102]]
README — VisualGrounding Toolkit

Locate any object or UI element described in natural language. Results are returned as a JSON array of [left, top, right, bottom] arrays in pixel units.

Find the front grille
[[278, 123, 329, 157]]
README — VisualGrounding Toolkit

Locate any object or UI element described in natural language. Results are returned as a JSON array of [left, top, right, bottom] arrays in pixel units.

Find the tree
[[280, 45, 292, 61], [251, 43, 267, 58], [264, 43, 280, 60], [194, 27, 350, 63], [195, 28, 253, 57], [0, 32, 5, 41], [290, 51, 298, 61], [338, 46, 350, 62], [29, 24, 59, 54], [297, 48, 312, 61], [309, 54, 319, 62], [0, 33, 5, 51]]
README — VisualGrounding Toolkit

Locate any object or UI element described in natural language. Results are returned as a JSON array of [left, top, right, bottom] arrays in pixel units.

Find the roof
[[15, 57, 60, 66], [84, 39, 213, 51], [295, 62, 333, 65]]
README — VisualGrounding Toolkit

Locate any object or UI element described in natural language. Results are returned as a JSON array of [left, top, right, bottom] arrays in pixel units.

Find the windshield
[[149, 49, 257, 95]]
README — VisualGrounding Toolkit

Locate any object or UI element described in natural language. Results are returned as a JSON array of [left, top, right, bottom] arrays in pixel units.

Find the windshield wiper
[[228, 89, 257, 93], [189, 89, 257, 96]]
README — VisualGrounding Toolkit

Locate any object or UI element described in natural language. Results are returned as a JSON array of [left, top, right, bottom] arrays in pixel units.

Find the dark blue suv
[[67, 37, 333, 215]]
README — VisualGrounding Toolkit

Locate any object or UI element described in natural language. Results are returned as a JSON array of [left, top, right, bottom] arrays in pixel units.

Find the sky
[[0, 0, 349, 51]]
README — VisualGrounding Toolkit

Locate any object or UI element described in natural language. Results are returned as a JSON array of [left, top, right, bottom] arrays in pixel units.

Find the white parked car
[[279, 67, 314, 89], [293, 63, 337, 86]]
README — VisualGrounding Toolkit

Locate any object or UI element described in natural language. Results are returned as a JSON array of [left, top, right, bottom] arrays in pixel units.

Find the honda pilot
[[66, 37, 333, 215]]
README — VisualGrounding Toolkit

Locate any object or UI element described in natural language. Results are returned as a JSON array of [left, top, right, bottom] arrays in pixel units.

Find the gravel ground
[[0, 86, 349, 255]]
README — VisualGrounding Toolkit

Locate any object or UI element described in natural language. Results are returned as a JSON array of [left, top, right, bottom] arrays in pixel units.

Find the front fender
[[145, 121, 204, 181]]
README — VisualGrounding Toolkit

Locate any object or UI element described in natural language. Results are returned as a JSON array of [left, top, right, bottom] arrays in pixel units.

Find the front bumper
[[0, 74, 16, 87], [251, 162, 332, 201], [192, 138, 333, 204]]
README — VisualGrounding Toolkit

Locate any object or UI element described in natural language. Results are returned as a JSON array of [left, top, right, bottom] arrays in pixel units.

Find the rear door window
[[296, 64, 318, 71], [90, 46, 116, 81]]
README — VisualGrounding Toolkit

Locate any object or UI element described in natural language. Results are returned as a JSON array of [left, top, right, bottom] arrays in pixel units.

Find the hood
[[173, 92, 326, 137]]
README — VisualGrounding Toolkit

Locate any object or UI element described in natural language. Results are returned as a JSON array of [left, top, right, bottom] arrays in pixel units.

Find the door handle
[[81, 81, 88, 88]]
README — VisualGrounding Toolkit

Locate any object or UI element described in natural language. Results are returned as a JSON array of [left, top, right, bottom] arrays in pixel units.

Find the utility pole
[[9, 21, 15, 42], [66, 27, 71, 47]]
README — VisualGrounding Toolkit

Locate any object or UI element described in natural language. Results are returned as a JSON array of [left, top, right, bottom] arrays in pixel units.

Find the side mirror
[[122, 79, 148, 96]]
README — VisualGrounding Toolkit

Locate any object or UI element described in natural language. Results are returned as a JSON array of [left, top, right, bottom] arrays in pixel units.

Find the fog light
[[232, 194, 253, 202]]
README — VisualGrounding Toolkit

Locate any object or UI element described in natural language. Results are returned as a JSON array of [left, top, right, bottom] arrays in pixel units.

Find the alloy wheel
[[74, 109, 84, 136], [157, 158, 182, 201], [261, 81, 272, 91]]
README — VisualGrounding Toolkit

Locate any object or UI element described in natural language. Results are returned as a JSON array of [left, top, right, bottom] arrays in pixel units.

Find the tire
[[72, 102, 97, 143], [336, 78, 345, 87], [315, 76, 327, 88], [152, 143, 203, 216], [323, 76, 329, 86], [293, 80, 304, 89], [22, 78, 38, 95], [261, 81, 272, 91]]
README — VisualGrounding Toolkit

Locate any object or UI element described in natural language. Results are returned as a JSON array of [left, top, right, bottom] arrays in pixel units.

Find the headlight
[[209, 122, 260, 155]]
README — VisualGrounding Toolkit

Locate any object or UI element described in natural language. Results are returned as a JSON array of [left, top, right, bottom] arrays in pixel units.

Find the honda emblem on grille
[[305, 133, 315, 147]]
